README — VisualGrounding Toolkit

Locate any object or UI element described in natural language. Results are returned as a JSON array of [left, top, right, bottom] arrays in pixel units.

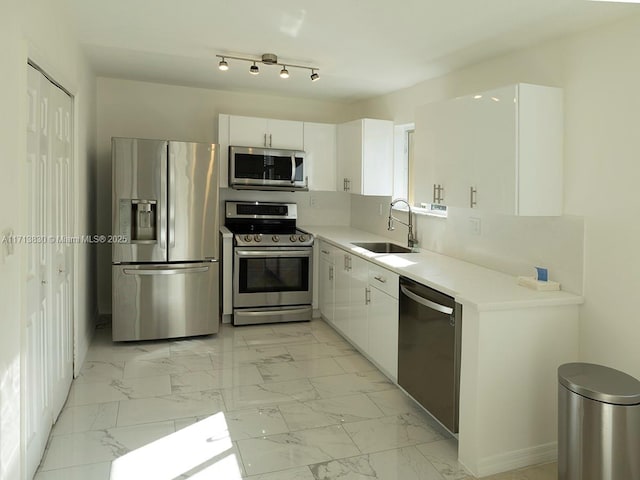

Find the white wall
[[352, 14, 640, 379], [0, 3, 27, 478], [0, 1, 96, 478], [96, 77, 353, 313]]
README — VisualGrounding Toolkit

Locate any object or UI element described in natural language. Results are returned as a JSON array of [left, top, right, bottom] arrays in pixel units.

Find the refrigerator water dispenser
[[118, 199, 158, 242], [131, 200, 157, 241]]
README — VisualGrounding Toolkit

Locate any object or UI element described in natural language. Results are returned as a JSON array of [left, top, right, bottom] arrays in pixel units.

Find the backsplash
[[220, 189, 352, 227], [351, 195, 584, 295]]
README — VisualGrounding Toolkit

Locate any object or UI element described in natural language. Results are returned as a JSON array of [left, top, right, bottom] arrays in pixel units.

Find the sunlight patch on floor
[[110, 412, 242, 479]]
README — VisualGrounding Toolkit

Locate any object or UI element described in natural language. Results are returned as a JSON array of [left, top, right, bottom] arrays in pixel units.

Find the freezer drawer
[[112, 262, 219, 341]]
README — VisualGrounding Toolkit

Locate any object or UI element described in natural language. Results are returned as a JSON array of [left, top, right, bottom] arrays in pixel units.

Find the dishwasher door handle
[[400, 285, 454, 315]]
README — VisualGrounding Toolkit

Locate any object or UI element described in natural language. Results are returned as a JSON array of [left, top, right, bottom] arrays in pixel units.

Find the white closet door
[[48, 79, 74, 418], [25, 64, 74, 479], [25, 64, 52, 480]]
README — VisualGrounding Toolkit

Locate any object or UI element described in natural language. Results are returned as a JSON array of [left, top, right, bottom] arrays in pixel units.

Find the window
[[392, 123, 415, 202]]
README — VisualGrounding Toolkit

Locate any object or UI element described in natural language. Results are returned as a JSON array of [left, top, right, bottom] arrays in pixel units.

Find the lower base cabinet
[[317, 242, 399, 381], [318, 243, 336, 325], [349, 255, 369, 352], [367, 283, 399, 381]]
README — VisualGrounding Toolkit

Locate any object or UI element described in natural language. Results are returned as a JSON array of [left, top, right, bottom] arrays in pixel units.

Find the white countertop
[[300, 225, 583, 312]]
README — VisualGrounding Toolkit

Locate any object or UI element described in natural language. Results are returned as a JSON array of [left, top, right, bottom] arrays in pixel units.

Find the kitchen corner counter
[[300, 225, 583, 312], [302, 224, 582, 477]]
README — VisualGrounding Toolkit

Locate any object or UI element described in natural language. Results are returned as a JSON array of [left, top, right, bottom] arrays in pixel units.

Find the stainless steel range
[[225, 201, 313, 326]]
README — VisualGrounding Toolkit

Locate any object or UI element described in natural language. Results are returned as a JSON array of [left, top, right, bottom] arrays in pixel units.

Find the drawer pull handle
[[374, 275, 386, 283]]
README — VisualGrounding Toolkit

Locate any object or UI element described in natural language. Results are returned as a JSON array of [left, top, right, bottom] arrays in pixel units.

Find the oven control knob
[[254, 234, 262, 242], [272, 235, 280, 242], [243, 235, 252, 243], [289, 235, 298, 242], [298, 234, 308, 242]]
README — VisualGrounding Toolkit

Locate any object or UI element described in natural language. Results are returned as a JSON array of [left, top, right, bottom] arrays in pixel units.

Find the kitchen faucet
[[388, 199, 418, 248]]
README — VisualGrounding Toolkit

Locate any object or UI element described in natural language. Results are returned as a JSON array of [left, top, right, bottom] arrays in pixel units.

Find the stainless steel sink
[[352, 242, 414, 254]]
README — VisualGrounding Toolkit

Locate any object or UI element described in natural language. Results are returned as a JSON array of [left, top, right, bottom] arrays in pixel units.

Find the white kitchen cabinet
[[304, 122, 337, 191], [228, 115, 304, 150], [349, 255, 369, 352], [316, 243, 399, 381], [334, 251, 352, 338], [318, 241, 337, 325], [367, 264, 399, 381], [414, 83, 563, 216], [337, 118, 394, 195], [332, 250, 368, 351]]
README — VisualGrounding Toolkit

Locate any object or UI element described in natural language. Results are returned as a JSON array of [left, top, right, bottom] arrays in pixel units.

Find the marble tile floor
[[35, 318, 557, 480]]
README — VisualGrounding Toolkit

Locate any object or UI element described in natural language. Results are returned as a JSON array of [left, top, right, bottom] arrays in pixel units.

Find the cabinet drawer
[[368, 264, 398, 299], [318, 241, 337, 265]]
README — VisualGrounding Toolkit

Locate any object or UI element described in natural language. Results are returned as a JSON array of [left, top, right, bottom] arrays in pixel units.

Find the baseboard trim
[[474, 442, 557, 477]]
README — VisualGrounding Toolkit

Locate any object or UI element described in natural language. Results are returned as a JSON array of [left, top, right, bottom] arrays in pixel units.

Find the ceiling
[[64, 0, 638, 102]]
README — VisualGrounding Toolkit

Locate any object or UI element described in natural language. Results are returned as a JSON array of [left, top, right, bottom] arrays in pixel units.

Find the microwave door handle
[[291, 156, 296, 183]]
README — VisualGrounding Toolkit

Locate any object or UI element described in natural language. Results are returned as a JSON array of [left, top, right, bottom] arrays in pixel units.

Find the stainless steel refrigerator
[[112, 137, 220, 341]]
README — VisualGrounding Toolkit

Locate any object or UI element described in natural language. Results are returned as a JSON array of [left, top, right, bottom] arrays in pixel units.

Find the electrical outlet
[[309, 196, 317, 208], [469, 217, 481, 235], [378, 203, 383, 216]]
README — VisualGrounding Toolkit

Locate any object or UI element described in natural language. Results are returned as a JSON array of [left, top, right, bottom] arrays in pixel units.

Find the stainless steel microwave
[[229, 146, 307, 191]]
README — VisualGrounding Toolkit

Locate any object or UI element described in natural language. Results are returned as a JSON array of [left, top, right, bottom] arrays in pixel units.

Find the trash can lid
[[558, 363, 640, 405]]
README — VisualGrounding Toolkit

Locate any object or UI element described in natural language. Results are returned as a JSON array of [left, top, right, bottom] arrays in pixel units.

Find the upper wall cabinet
[[304, 122, 337, 192], [228, 115, 303, 150], [414, 84, 563, 216], [337, 119, 394, 196]]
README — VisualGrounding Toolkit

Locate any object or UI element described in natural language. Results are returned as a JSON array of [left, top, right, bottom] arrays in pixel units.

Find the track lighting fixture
[[216, 53, 319, 82]]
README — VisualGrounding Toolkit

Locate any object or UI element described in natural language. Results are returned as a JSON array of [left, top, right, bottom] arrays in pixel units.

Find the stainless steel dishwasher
[[398, 277, 462, 433]]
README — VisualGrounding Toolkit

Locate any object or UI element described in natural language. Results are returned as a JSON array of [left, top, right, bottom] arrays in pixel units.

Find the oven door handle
[[235, 249, 312, 258]]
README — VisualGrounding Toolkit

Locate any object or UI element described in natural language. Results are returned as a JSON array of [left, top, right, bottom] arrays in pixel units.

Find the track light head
[[249, 62, 259, 75], [218, 58, 229, 71], [279, 66, 290, 79], [310, 70, 320, 82]]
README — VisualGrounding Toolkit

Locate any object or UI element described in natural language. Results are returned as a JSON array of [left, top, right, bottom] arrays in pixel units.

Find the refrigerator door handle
[[168, 149, 176, 248], [159, 141, 169, 251], [123, 266, 209, 275]]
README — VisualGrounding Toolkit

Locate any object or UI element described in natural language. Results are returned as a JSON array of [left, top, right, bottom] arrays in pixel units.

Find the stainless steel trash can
[[558, 363, 640, 480]]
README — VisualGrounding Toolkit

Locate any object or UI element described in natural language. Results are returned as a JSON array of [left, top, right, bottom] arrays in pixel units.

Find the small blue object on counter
[[518, 266, 560, 291], [535, 266, 548, 282]]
